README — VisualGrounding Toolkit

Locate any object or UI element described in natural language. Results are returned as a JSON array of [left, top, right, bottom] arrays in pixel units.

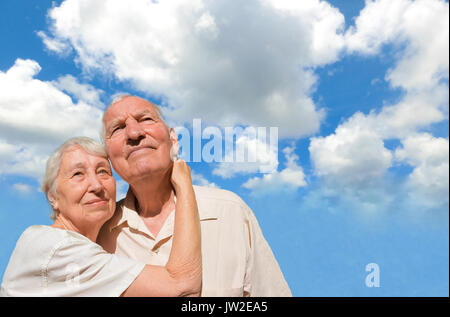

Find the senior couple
[[1, 95, 291, 297]]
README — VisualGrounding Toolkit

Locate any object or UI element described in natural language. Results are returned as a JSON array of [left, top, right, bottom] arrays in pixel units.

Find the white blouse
[[0, 225, 145, 297]]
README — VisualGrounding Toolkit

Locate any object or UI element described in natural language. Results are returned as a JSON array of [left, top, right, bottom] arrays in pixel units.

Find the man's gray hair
[[100, 94, 166, 144], [41, 136, 108, 220]]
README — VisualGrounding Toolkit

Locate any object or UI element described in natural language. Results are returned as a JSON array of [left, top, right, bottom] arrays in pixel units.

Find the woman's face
[[52, 146, 116, 230]]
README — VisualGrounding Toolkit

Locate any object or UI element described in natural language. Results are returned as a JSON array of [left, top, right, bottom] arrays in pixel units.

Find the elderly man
[[97, 95, 291, 296]]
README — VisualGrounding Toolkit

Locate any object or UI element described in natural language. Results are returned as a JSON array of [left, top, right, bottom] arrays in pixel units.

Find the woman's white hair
[[41, 136, 108, 220]]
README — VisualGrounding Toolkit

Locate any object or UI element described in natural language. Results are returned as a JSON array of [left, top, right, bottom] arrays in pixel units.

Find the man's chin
[[130, 162, 171, 180]]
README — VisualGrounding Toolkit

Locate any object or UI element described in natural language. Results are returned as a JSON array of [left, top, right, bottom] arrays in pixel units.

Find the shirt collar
[[109, 186, 217, 235]]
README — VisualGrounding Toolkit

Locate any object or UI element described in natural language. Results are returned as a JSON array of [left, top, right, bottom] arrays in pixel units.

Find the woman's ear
[[48, 192, 59, 212]]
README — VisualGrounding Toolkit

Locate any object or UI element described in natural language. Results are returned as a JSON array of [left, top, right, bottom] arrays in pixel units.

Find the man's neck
[[130, 171, 175, 219]]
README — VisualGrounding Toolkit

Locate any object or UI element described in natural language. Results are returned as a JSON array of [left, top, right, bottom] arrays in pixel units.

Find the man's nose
[[125, 120, 145, 141]]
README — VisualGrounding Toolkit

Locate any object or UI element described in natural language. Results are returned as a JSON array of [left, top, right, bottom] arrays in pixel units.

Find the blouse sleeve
[[43, 230, 145, 297]]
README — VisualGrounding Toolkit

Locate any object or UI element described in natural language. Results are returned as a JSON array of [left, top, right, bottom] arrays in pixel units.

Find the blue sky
[[0, 0, 448, 296]]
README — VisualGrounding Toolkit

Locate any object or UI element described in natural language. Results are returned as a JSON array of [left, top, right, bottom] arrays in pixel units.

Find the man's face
[[103, 96, 176, 184]]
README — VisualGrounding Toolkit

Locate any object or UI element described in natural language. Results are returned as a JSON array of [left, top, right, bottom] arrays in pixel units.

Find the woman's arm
[[166, 159, 202, 296], [121, 160, 202, 297]]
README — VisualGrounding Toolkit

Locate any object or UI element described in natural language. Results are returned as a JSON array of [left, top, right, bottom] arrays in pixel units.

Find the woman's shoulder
[[2, 226, 104, 296], [19, 225, 70, 243], [1, 226, 75, 293], [14, 225, 92, 256], [4, 226, 99, 280], [12, 226, 65, 256]]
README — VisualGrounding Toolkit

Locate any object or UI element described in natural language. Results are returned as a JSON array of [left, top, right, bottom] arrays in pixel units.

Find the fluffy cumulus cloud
[[12, 183, 33, 194], [52, 75, 104, 108], [395, 133, 449, 208], [309, 0, 449, 210], [345, 0, 449, 137], [212, 132, 279, 178], [243, 145, 306, 195], [191, 171, 218, 188], [309, 125, 393, 187], [345, 0, 449, 93], [345, 0, 449, 129], [41, 0, 347, 138], [0, 59, 104, 180], [15, 0, 446, 212]]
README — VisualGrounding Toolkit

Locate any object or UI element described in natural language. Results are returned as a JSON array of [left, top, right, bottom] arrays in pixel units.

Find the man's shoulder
[[193, 185, 246, 206], [193, 185, 252, 220]]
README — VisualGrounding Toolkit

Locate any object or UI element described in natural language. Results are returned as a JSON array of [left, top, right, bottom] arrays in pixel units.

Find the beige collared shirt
[[97, 185, 291, 297]]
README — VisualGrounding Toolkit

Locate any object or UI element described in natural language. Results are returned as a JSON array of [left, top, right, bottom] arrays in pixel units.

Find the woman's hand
[[170, 159, 193, 193], [122, 157, 202, 297], [168, 158, 202, 296]]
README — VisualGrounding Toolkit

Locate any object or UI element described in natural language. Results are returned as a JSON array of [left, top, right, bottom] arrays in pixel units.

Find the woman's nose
[[87, 174, 103, 193]]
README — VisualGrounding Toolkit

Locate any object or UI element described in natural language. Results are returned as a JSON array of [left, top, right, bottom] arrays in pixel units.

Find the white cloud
[[0, 143, 18, 163], [345, 0, 449, 92], [36, 30, 71, 54], [395, 133, 449, 208], [309, 125, 393, 187], [212, 133, 278, 178], [6, 0, 446, 215], [0, 59, 104, 180], [52, 75, 104, 108], [12, 183, 33, 194], [344, 0, 449, 139], [191, 171, 218, 188], [195, 12, 219, 40], [42, 0, 347, 138], [262, 0, 345, 64], [243, 145, 306, 195], [309, 0, 448, 210]]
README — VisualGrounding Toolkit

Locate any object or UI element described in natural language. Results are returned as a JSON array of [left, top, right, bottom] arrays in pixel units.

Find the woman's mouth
[[84, 198, 108, 207]]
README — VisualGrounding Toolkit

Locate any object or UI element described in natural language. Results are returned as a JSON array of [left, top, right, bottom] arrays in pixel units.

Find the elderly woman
[[0, 137, 201, 297]]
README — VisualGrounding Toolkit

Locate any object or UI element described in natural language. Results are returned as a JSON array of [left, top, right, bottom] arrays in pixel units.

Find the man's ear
[[169, 128, 179, 161], [169, 127, 178, 142]]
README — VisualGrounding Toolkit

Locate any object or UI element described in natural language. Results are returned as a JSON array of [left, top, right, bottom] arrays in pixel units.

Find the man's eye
[[98, 169, 110, 175], [72, 171, 83, 177], [111, 126, 122, 134], [142, 117, 154, 122]]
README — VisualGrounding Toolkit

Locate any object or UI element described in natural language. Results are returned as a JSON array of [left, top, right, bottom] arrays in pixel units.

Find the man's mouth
[[127, 146, 156, 158]]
